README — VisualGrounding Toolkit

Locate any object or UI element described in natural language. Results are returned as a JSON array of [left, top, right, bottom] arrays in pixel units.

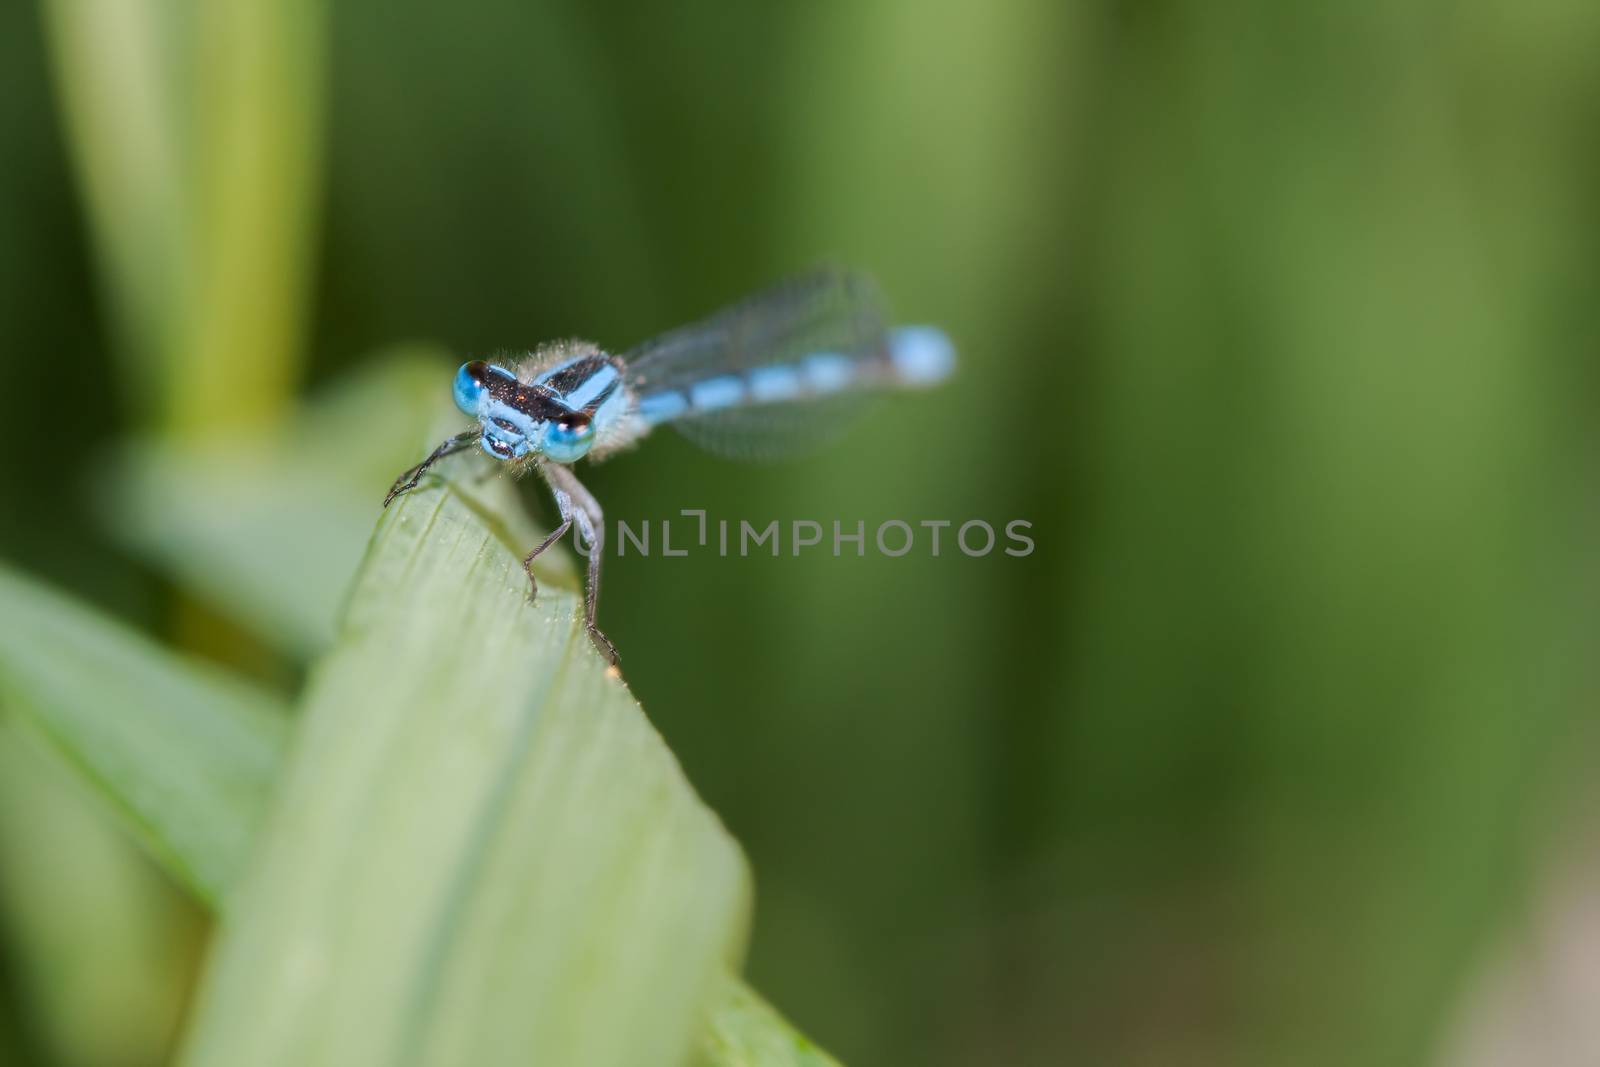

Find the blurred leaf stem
[[42, 0, 323, 434]]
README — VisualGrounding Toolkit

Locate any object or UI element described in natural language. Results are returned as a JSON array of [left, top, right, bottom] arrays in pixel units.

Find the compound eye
[[542, 417, 596, 463], [454, 361, 491, 414]]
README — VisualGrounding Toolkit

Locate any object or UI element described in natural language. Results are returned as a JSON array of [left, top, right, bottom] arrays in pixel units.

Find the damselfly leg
[[538, 461, 617, 666], [521, 488, 574, 603], [383, 430, 479, 506]]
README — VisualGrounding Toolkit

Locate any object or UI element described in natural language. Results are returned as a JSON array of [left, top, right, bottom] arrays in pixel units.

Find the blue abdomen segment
[[887, 325, 956, 385], [633, 325, 955, 428], [636, 390, 689, 424]]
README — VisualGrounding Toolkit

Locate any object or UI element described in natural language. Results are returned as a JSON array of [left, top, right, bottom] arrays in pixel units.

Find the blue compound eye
[[542, 417, 596, 463], [454, 361, 491, 414]]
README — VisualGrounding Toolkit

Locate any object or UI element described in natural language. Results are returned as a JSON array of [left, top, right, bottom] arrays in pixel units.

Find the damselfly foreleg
[[539, 461, 618, 666], [383, 430, 479, 506]]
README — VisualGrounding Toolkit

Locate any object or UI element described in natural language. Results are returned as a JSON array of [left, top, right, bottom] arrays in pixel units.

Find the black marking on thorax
[[485, 372, 575, 424], [541, 355, 613, 396]]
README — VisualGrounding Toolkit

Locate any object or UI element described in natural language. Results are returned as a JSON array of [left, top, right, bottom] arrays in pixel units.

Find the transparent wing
[[622, 269, 893, 460], [624, 268, 891, 394]]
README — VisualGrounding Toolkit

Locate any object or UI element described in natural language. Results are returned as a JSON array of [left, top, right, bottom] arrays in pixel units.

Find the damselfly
[[383, 269, 955, 666]]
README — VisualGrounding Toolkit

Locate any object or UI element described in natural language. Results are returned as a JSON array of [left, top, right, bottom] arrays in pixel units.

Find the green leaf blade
[[179, 480, 751, 1067], [694, 974, 842, 1067], [2, 346, 845, 1063], [0, 562, 288, 905]]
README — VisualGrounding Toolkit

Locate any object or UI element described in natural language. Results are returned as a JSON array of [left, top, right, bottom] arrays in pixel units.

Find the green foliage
[[104, 354, 500, 656], [180, 476, 750, 1067], [0, 732, 196, 1067], [41, 0, 323, 432], [0, 562, 286, 904], [694, 974, 840, 1067], [17, 2, 842, 1064], [0, 423, 837, 1065], [10, 0, 1600, 1064]]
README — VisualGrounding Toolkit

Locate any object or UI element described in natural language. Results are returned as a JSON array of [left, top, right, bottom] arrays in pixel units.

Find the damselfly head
[[454, 357, 606, 464], [475, 412, 597, 464]]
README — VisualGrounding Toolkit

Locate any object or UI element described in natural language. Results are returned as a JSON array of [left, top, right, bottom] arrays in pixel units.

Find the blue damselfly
[[384, 269, 955, 666]]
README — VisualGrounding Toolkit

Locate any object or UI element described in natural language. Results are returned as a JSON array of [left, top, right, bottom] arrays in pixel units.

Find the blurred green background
[[4, 1, 1600, 1065]]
